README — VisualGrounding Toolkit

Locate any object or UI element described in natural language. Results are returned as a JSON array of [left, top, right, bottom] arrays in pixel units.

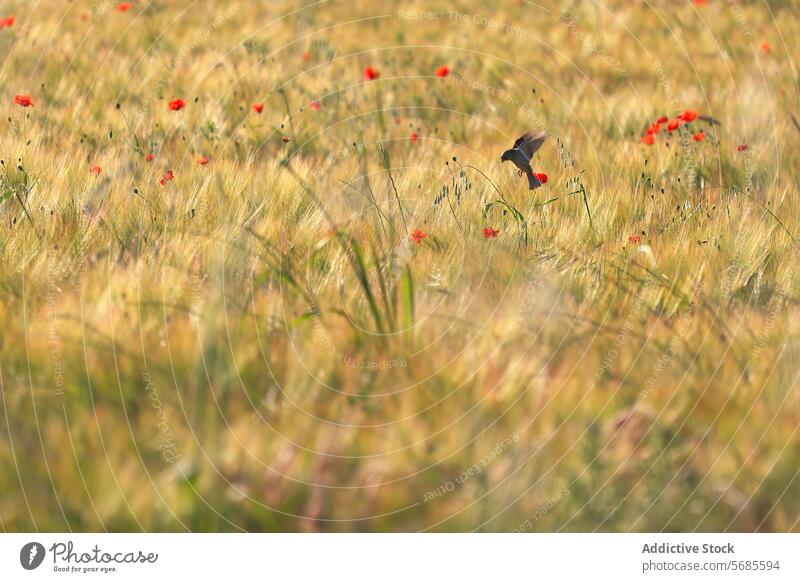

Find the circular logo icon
[[20, 542, 46, 570]]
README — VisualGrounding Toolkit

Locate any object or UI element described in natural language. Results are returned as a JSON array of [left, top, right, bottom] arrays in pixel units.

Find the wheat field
[[0, 0, 799, 532]]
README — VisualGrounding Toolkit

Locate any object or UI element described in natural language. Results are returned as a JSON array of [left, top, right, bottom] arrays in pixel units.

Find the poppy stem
[[276, 89, 297, 144], [378, 144, 407, 234], [459, 163, 510, 205]]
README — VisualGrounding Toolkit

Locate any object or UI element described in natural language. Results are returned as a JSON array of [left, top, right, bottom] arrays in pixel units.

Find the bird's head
[[500, 150, 510, 163]]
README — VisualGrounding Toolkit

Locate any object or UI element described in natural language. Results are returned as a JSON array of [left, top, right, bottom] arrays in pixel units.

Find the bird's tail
[[524, 166, 542, 190]]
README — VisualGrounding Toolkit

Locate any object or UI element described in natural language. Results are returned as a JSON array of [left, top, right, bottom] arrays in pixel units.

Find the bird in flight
[[500, 131, 546, 190]]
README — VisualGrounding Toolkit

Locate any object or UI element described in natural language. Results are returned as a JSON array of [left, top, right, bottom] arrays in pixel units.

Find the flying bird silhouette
[[501, 131, 546, 190]]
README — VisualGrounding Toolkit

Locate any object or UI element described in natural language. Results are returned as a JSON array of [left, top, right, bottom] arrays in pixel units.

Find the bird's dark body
[[501, 131, 546, 190]]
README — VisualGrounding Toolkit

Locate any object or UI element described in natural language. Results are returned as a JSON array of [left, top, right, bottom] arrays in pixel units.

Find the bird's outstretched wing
[[513, 131, 546, 161]]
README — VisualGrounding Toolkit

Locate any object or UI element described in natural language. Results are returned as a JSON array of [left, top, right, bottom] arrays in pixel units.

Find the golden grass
[[0, 0, 798, 531]]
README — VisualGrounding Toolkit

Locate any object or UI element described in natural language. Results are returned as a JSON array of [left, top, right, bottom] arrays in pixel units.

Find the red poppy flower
[[435, 65, 449, 78], [364, 66, 379, 81], [760, 41, 771, 54], [410, 132, 418, 144], [628, 234, 641, 244], [168, 99, 185, 111], [483, 227, 499, 239], [14, 94, 33, 107], [641, 134, 655, 145], [693, 131, 705, 142], [159, 170, 174, 185], [197, 156, 209, 165], [410, 229, 427, 244], [737, 143, 748, 152], [679, 109, 698, 122], [252, 103, 264, 114], [309, 100, 320, 111], [145, 153, 154, 161], [281, 136, 290, 143], [302, 51, 311, 61], [657, 115, 668, 124], [117, 2, 132, 11], [667, 119, 681, 132], [90, 166, 102, 175], [0, 16, 15, 28], [646, 123, 661, 135], [535, 173, 548, 184]]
